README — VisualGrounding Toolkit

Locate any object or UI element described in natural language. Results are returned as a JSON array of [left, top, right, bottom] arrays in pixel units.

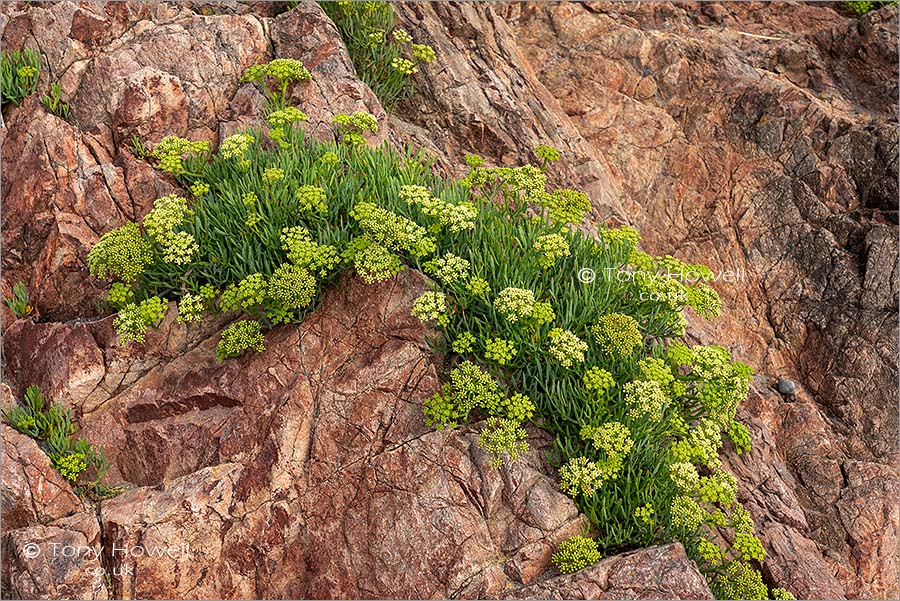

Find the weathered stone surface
[[2, 1, 897, 599], [499, 543, 713, 600], [2, 512, 108, 600], [1, 425, 83, 530], [86, 271, 584, 599]]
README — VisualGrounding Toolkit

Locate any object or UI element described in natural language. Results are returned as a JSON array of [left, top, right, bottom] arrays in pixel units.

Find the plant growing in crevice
[[4, 282, 33, 318], [87, 63, 792, 600], [1, 47, 39, 106], [319, 0, 436, 109], [3, 386, 113, 497], [40, 81, 70, 118]]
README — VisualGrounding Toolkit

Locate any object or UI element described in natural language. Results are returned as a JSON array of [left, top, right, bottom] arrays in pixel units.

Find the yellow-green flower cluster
[[295, 185, 328, 215], [53, 452, 87, 483], [400, 185, 477, 233], [267, 263, 316, 310], [581, 421, 633, 480], [423, 361, 503, 429], [242, 58, 311, 88], [466, 164, 547, 203], [668, 461, 700, 493], [771, 587, 796, 600], [190, 181, 210, 197], [333, 111, 378, 146], [583, 367, 616, 397], [623, 379, 669, 421], [671, 494, 704, 531], [17, 65, 37, 79], [424, 253, 470, 284], [266, 106, 308, 128], [262, 167, 285, 185], [540, 188, 590, 225], [351, 202, 436, 257], [114, 296, 167, 345], [152, 136, 209, 175], [697, 539, 725, 565], [439, 202, 478, 233], [671, 417, 723, 469], [484, 337, 516, 365], [411, 44, 436, 64], [714, 561, 768, 600], [216, 320, 265, 362], [88, 222, 153, 283], [177, 292, 206, 323], [143, 194, 198, 265], [533, 233, 570, 268], [598, 225, 641, 248], [733, 531, 765, 562], [591, 313, 642, 356], [547, 328, 588, 368], [220, 133, 254, 160], [494, 287, 535, 323], [452, 331, 476, 354], [551, 535, 601, 574], [634, 503, 655, 524], [686, 284, 722, 319], [466, 277, 490, 296], [534, 144, 561, 164], [219, 273, 267, 312], [343, 237, 403, 283], [411, 291, 447, 323], [281, 226, 341, 277], [559, 456, 606, 497], [698, 470, 737, 506], [392, 28, 413, 44], [105, 282, 134, 308], [478, 417, 528, 467], [485, 392, 535, 422], [637, 356, 676, 389], [391, 57, 416, 75], [530, 301, 556, 325]]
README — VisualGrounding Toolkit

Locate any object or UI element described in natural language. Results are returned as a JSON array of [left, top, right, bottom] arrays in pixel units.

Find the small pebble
[[776, 379, 796, 395]]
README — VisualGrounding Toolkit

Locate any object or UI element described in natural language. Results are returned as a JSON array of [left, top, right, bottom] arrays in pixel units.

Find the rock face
[[1, 1, 897, 599], [395, 2, 899, 599]]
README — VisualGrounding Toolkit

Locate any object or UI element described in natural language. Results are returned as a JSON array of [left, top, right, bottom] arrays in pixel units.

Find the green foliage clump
[[320, 1, 436, 108], [1, 48, 39, 106], [551, 535, 602, 574], [4, 282, 33, 318], [40, 82, 70, 118], [89, 63, 790, 599], [3, 386, 109, 491], [842, 0, 896, 15]]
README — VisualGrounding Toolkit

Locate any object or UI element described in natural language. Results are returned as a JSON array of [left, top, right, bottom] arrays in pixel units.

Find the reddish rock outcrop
[[2, 1, 897, 599], [1, 425, 84, 530]]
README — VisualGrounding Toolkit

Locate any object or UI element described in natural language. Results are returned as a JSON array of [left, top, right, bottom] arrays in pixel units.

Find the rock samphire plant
[[319, 0, 436, 109], [0, 47, 40, 107], [87, 58, 791, 600], [3, 386, 111, 496]]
